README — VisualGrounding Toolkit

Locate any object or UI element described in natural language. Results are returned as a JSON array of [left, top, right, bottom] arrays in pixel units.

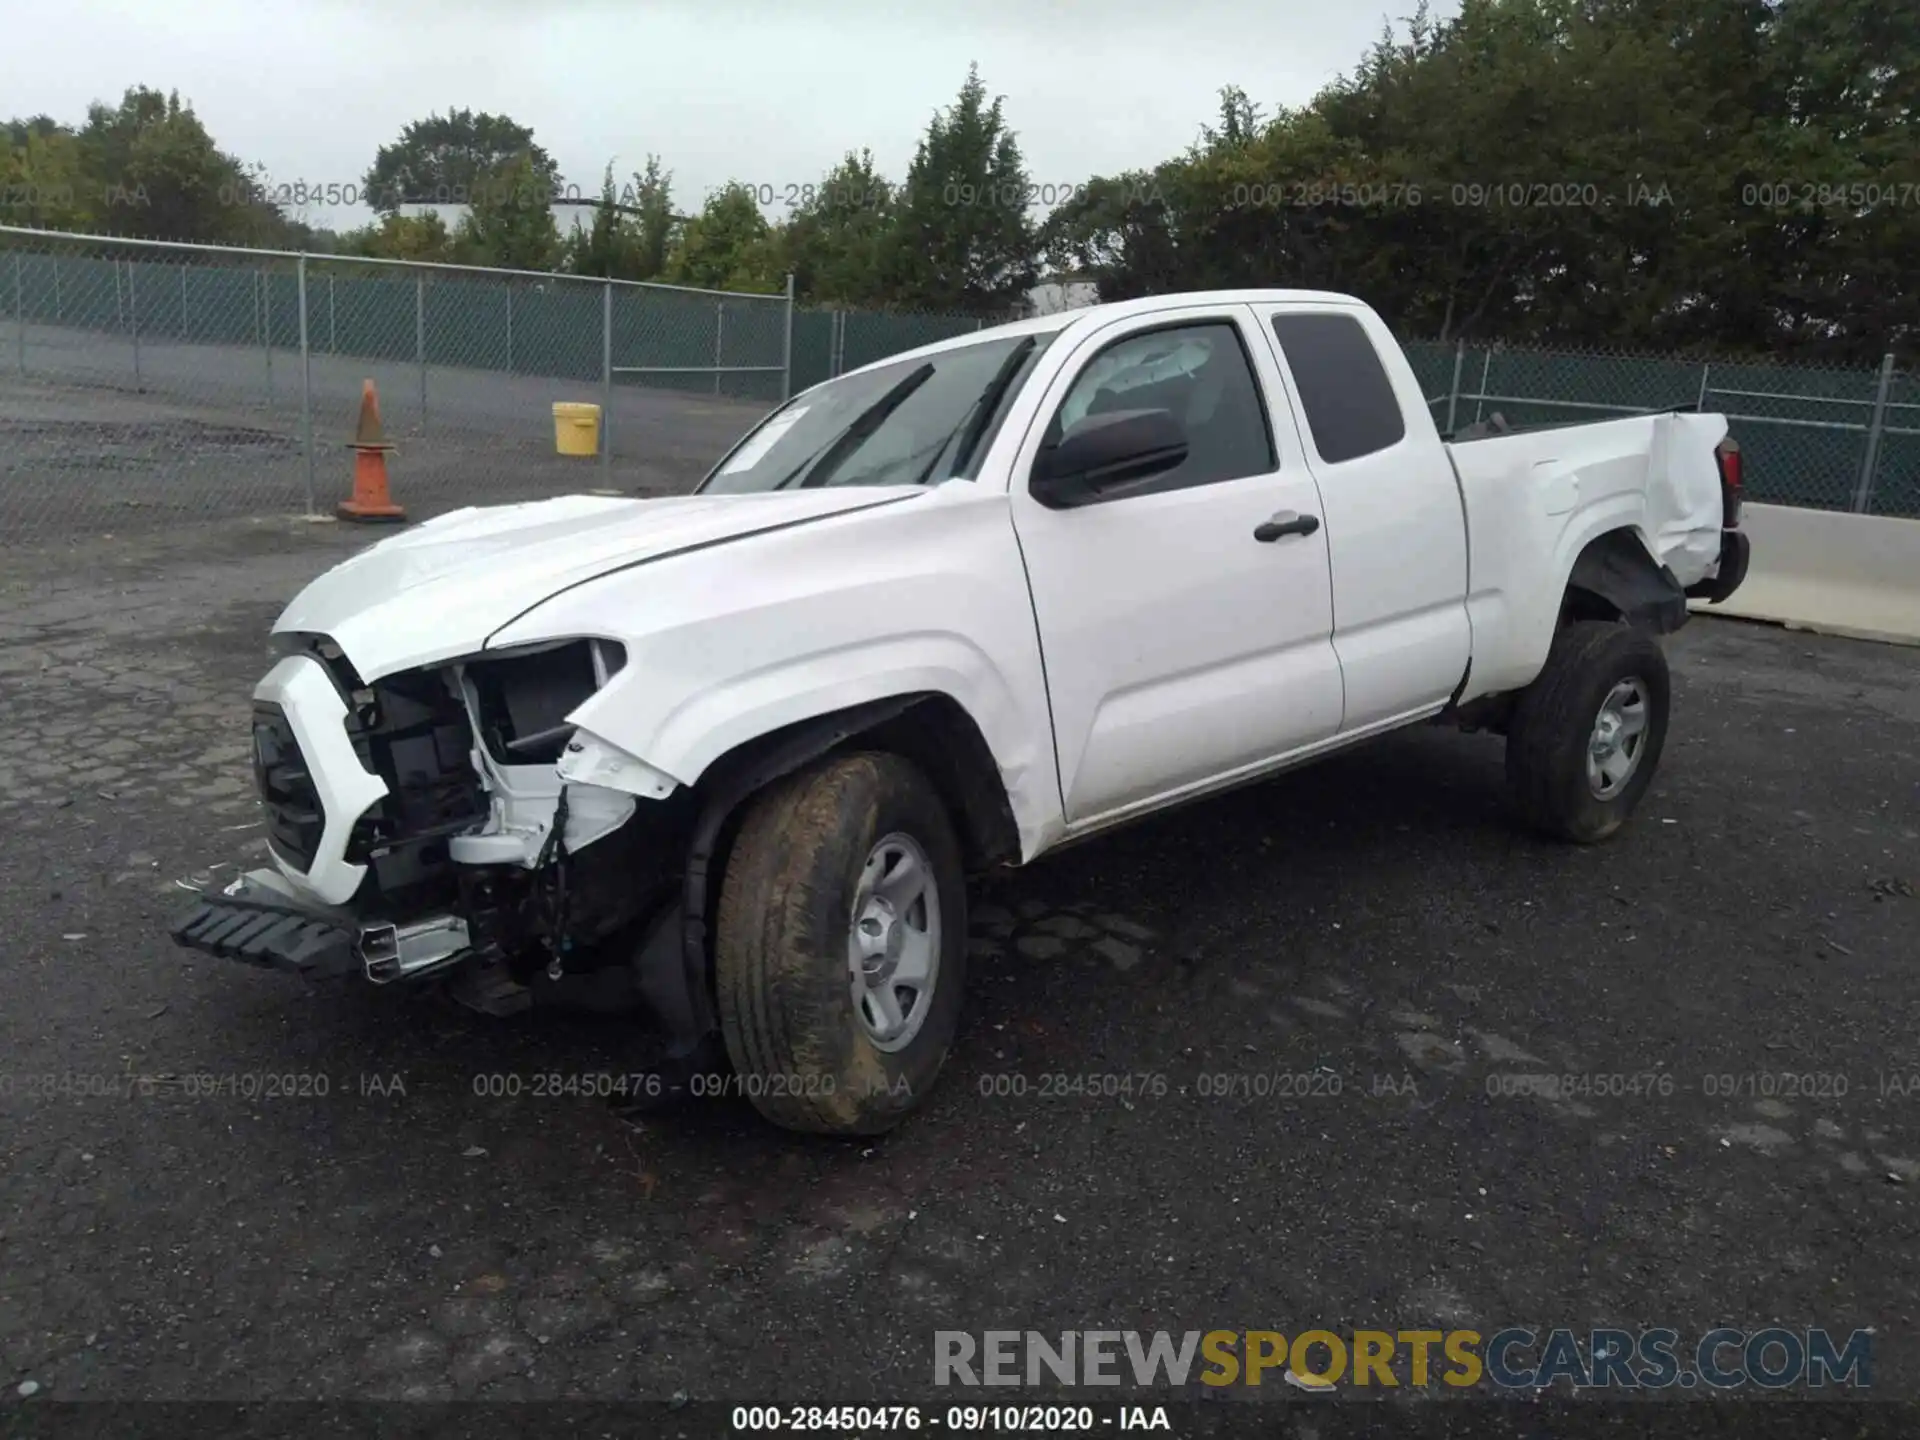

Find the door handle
[[1253, 510, 1320, 542]]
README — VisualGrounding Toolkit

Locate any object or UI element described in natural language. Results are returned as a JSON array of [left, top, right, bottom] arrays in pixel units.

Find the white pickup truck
[[172, 289, 1751, 1133]]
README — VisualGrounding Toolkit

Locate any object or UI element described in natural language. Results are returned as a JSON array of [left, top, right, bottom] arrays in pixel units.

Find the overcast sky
[[3, 0, 1454, 232]]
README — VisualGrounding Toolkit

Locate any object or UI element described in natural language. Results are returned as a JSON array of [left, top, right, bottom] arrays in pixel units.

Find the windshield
[[699, 331, 1053, 494]]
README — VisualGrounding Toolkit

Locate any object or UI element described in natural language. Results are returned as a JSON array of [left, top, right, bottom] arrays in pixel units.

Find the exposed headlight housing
[[463, 638, 627, 766]]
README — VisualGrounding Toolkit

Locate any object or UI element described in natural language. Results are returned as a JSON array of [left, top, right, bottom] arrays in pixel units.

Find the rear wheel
[[1505, 620, 1671, 843], [714, 751, 967, 1134]]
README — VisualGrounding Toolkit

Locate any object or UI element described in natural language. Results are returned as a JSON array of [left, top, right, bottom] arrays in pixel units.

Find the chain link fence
[[1407, 339, 1918, 517], [0, 225, 793, 543], [789, 308, 992, 391], [4, 223, 1915, 545]]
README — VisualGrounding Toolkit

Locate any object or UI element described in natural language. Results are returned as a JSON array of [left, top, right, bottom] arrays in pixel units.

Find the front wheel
[[714, 751, 968, 1134], [1505, 620, 1671, 843]]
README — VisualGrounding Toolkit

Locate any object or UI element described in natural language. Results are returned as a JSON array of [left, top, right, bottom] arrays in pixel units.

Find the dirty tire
[[1506, 620, 1671, 843], [715, 751, 967, 1135]]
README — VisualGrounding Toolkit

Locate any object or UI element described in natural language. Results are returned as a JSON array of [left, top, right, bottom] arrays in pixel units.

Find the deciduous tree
[[458, 149, 562, 271], [665, 183, 781, 292], [364, 109, 559, 214]]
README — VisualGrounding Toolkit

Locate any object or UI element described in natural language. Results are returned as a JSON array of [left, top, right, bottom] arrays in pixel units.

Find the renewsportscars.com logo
[[933, 1328, 1873, 1391]]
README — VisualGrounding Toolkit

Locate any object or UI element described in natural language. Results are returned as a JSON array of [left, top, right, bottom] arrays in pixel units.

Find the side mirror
[[1032, 408, 1189, 508]]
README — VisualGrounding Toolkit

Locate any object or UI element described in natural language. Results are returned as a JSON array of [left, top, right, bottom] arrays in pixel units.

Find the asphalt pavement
[[0, 324, 773, 541], [1, 512, 1917, 1418]]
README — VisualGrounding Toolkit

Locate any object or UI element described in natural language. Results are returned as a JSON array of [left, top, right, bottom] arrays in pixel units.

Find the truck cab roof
[[833, 289, 1370, 382]]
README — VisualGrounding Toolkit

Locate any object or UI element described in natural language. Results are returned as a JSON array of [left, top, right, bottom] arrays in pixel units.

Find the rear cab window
[[1269, 311, 1407, 464]]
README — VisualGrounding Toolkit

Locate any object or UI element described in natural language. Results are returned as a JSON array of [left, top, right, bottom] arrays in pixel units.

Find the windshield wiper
[[772, 362, 936, 491], [913, 336, 1036, 487]]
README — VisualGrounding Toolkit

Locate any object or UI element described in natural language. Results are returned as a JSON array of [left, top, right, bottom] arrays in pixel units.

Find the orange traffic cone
[[337, 379, 406, 523]]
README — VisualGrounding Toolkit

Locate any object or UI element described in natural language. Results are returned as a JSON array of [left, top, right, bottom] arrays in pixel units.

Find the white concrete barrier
[[1691, 502, 1920, 646]]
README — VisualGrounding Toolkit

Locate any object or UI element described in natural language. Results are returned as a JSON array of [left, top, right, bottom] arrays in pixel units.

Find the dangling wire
[[535, 784, 572, 979]]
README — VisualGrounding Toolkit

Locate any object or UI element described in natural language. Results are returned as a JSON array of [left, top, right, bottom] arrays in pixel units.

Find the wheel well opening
[[687, 693, 1019, 924], [848, 695, 1021, 873], [1561, 528, 1687, 635], [1561, 584, 1625, 627]]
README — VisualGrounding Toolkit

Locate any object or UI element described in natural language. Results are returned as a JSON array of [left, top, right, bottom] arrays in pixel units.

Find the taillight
[[1716, 437, 1743, 528]]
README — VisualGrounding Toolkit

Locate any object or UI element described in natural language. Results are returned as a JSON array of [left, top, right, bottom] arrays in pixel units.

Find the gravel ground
[[1, 511, 1917, 1426]]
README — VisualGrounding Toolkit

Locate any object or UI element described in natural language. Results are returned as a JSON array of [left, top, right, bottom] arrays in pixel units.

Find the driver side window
[[1044, 320, 1276, 497]]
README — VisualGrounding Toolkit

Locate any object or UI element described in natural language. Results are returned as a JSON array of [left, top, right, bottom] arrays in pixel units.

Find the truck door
[[1251, 304, 1473, 730], [1008, 305, 1344, 829]]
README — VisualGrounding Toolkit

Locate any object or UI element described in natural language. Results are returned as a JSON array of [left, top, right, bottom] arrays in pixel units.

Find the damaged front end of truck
[[165, 485, 966, 1072], [172, 626, 726, 1051]]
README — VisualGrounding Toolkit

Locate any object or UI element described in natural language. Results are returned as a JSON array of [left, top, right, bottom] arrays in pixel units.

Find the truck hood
[[274, 487, 921, 679]]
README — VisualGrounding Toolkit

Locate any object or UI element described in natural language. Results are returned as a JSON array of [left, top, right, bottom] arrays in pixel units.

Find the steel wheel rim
[[847, 831, 941, 1052], [1587, 677, 1650, 799]]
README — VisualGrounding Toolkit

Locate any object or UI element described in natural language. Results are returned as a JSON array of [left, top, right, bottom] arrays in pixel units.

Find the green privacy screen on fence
[[7, 243, 991, 398], [1405, 340, 1916, 517], [3, 231, 1914, 519], [8, 250, 789, 395]]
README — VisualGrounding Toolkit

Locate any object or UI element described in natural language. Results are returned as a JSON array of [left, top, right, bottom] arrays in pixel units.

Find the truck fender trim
[[633, 902, 702, 1060], [1567, 531, 1690, 634]]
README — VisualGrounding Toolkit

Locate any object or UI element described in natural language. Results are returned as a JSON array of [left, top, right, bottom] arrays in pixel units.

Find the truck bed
[[1445, 410, 1730, 698]]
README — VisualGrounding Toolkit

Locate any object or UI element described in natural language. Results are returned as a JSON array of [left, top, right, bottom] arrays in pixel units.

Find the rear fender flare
[[1564, 528, 1688, 634]]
